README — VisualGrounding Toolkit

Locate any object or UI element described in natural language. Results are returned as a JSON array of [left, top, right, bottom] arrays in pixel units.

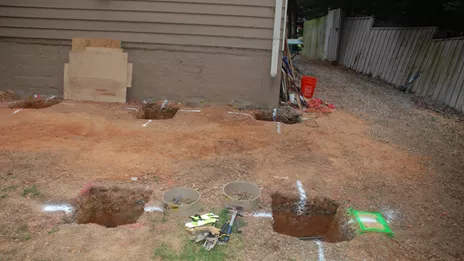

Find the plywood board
[[68, 51, 128, 103], [127, 63, 133, 88], [63, 63, 70, 99], [86, 47, 123, 53], [72, 38, 121, 51]]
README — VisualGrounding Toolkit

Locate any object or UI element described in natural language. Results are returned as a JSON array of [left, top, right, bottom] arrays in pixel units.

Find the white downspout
[[270, 0, 283, 77], [282, 0, 288, 51]]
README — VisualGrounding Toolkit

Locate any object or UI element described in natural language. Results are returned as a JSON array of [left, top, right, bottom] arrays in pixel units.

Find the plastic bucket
[[301, 76, 318, 99], [162, 187, 201, 216], [221, 181, 261, 212]]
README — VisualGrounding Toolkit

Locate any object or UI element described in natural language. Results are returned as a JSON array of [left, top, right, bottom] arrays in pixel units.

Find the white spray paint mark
[[45, 95, 55, 101], [250, 212, 273, 218], [160, 100, 168, 109], [179, 109, 201, 113], [142, 119, 152, 127], [380, 208, 396, 225], [276, 122, 281, 133], [42, 204, 73, 214], [11, 109, 23, 115], [144, 206, 164, 212], [227, 111, 252, 117], [272, 108, 277, 121], [302, 117, 311, 121], [125, 107, 138, 112], [315, 240, 326, 261], [296, 180, 307, 215], [61, 103, 75, 106]]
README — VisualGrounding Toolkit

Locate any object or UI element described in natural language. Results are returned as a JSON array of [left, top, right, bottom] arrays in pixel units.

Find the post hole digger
[[185, 206, 244, 251]]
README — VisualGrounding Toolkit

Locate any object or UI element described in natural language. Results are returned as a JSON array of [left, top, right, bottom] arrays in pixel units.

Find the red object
[[301, 76, 318, 99]]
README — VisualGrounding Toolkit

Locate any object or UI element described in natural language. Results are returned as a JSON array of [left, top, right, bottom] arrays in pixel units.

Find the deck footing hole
[[271, 193, 355, 242], [138, 102, 179, 120], [254, 106, 301, 124], [74, 186, 151, 228]]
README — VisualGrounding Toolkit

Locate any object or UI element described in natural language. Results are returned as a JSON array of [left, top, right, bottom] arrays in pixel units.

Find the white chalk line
[[11, 109, 23, 115], [142, 119, 152, 127], [315, 240, 326, 261], [125, 107, 138, 112], [42, 204, 73, 214], [144, 206, 164, 212], [179, 109, 201, 113], [250, 212, 273, 218], [227, 111, 253, 117], [296, 180, 307, 215]]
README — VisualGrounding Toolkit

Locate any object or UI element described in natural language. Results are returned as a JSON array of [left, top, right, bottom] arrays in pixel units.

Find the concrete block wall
[[0, 39, 280, 107]]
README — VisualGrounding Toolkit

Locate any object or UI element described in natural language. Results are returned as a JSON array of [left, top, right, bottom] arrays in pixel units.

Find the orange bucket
[[301, 76, 318, 99]]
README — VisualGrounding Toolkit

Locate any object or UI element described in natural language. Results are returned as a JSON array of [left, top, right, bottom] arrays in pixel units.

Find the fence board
[[445, 43, 464, 105]]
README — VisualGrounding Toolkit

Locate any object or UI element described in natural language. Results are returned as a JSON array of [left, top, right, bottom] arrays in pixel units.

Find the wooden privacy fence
[[338, 17, 464, 112], [303, 14, 464, 112], [302, 16, 327, 59]]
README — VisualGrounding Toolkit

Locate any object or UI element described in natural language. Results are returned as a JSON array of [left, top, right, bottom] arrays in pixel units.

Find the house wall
[[0, 0, 285, 107]]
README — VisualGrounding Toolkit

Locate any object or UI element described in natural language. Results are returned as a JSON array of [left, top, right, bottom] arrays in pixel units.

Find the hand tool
[[219, 206, 244, 243], [173, 194, 182, 205]]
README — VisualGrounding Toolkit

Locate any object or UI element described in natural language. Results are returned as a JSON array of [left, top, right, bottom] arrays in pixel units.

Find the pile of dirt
[[137, 101, 179, 120], [231, 191, 254, 200], [254, 105, 301, 124], [0, 90, 15, 101], [412, 96, 464, 121], [8, 97, 61, 109]]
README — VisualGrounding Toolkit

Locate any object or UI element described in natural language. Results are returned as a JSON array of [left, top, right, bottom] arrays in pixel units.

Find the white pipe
[[282, 0, 289, 51], [270, 0, 283, 77]]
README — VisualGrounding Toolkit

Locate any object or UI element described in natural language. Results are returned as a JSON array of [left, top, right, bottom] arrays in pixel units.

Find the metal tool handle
[[236, 218, 242, 233]]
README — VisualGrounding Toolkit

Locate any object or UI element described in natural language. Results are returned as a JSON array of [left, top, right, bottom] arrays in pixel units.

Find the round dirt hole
[[137, 101, 179, 120], [73, 186, 152, 228], [271, 193, 355, 243], [9, 97, 61, 109]]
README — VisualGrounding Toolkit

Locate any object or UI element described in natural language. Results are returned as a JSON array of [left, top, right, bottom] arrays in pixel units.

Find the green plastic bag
[[349, 208, 393, 237]]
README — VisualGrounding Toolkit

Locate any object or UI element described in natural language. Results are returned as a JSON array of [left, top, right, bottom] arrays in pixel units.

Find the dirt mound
[[0, 90, 15, 101], [254, 105, 301, 124], [8, 97, 61, 109]]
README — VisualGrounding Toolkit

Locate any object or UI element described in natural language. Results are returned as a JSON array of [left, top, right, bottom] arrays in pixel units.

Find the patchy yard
[[0, 59, 463, 261]]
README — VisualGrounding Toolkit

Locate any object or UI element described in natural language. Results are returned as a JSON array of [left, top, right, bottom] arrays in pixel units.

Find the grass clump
[[22, 185, 40, 198], [152, 241, 227, 261]]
